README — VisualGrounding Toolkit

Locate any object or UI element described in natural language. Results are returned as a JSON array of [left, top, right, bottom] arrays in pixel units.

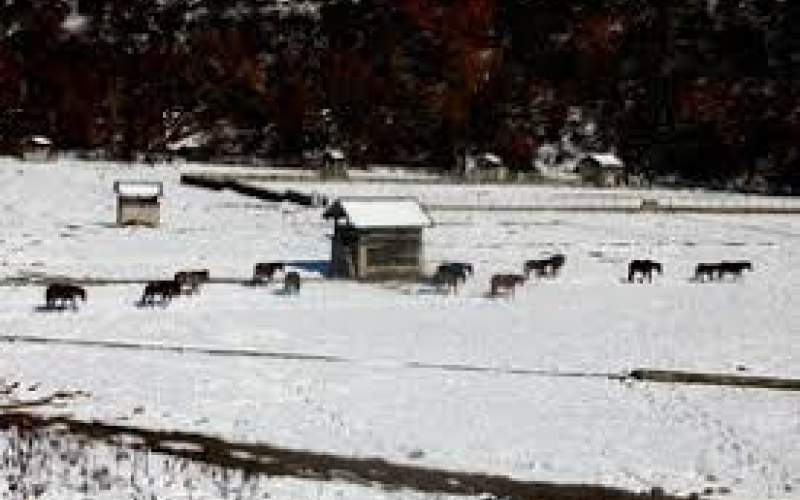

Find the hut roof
[[583, 153, 624, 169], [114, 181, 163, 198], [324, 148, 345, 160], [27, 136, 53, 146], [323, 197, 432, 229]]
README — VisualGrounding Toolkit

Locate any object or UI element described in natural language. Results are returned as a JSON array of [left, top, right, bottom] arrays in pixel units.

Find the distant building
[[464, 152, 508, 182], [321, 147, 348, 178], [114, 181, 163, 227], [323, 197, 433, 280], [577, 153, 626, 187], [20, 136, 55, 162]]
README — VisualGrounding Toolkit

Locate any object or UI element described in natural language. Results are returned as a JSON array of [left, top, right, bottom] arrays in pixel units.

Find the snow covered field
[[0, 158, 798, 499]]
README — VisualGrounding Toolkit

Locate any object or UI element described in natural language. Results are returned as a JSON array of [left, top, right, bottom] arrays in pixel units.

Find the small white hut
[[577, 153, 626, 187], [21, 136, 55, 161], [114, 181, 163, 227], [321, 147, 348, 178], [464, 152, 508, 182]]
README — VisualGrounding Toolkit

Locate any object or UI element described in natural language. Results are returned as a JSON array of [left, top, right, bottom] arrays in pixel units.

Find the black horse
[[141, 280, 181, 306], [719, 261, 753, 279], [524, 253, 566, 278], [174, 269, 210, 295], [45, 283, 86, 310], [694, 263, 720, 281], [253, 262, 284, 283], [284, 271, 301, 294], [433, 267, 462, 294], [627, 259, 663, 283]]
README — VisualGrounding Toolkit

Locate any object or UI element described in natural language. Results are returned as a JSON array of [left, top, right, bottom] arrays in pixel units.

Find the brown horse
[[490, 274, 526, 297], [45, 283, 86, 310], [141, 280, 181, 306]]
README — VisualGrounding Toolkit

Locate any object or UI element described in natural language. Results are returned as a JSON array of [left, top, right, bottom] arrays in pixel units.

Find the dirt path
[[0, 411, 689, 500]]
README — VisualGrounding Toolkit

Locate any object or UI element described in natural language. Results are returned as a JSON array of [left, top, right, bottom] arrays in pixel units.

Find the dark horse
[[524, 254, 566, 278], [284, 271, 301, 294], [627, 259, 663, 283], [719, 261, 753, 279], [694, 263, 720, 282], [253, 262, 284, 283], [174, 269, 210, 295], [490, 274, 526, 297], [433, 266, 463, 294], [45, 283, 86, 310], [141, 280, 181, 306]]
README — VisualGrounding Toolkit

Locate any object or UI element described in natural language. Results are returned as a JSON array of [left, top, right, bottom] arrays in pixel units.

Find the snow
[[0, 158, 798, 499], [324, 197, 433, 228], [29, 136, 53, 146], [114, 180, 163, 198], [584, 153, 624, 169]]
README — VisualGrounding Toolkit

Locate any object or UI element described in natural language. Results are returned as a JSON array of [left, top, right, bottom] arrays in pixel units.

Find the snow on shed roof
[[584, 153, 624, 168], [114, 181, 163, 198], [481, 152, 502, 165], [28, 136, 53, 146], [324, 148, 345, 160], [323, 197, 432, 229]]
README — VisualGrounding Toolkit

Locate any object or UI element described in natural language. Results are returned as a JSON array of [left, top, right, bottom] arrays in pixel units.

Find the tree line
[[1, 0, 798, 187]]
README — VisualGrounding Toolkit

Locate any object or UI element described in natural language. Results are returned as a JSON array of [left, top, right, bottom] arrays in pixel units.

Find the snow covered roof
[[324, 148, 345, 161], [481, 153, 503, 166], [584, 153, 624, 169], [166, 132, 209, 151], [27, 136, 53, 146], [323, 197, 432, 229], [114, 181, 163, 198]]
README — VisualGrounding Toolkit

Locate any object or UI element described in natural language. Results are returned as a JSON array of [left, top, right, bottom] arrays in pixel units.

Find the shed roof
[[324, 148, 345, 160], [27, 136, 53, 146], [114, 181, 163, 198], [323, 197, 432, 229], [584, 153, 624, 169]]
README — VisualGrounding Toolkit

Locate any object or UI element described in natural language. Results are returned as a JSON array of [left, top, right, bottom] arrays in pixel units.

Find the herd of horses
[[42, 264, 301, 311], [40, 256, 754, 310]]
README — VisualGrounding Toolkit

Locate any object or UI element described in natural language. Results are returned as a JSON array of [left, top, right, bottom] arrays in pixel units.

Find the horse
[[284, 271, 301, 294], [524, 254, 566, 278], [627, 259, 663, 283], [490, 274, 526, 297], [174, 269, 210, 295], [694, 263, 721, 282], [141, 280, 181, 306], [45, 283, 86, 310], [444, 262, 474, 277], [253, 262, 284, 283], [433, 266, 462, 294], [436, 263, 472, 283], [719, 261, 752, 279]]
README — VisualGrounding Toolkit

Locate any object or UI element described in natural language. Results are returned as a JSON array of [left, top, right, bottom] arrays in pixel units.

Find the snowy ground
[[0, 158, 798, 499]]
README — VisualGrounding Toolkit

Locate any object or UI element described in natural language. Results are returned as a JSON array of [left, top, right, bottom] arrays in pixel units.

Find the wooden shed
[[323, 197, 433, 280], [464, 152, 509, 182], [114, 181, 163, 227], [321, 147, 348, 179], [577, 153, 626, 187]]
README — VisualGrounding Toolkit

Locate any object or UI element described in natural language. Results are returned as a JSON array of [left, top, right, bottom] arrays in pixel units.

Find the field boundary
[[629, 368, 800, 391], [0, 412, 686, 499]]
